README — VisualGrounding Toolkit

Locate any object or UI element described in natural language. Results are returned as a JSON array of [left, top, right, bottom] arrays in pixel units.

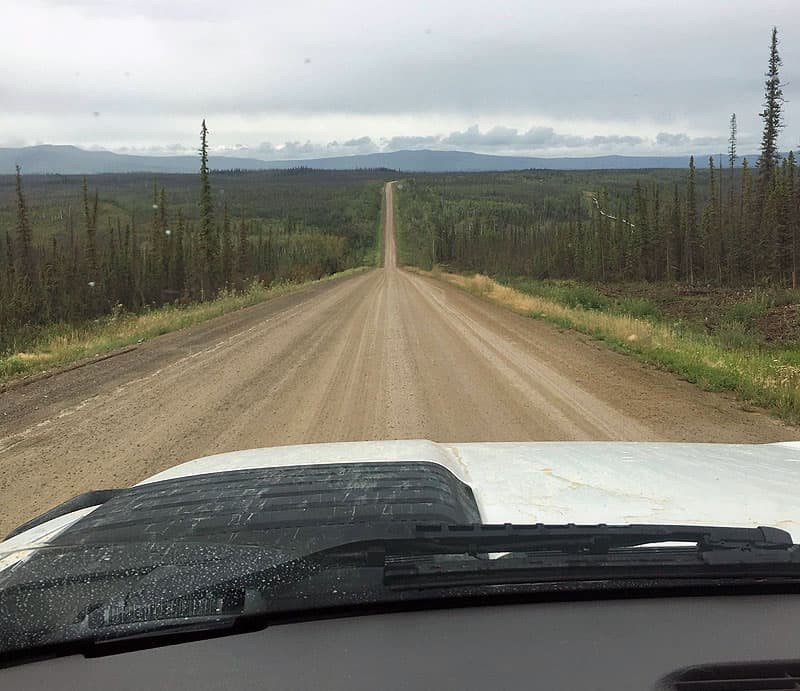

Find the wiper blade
[[383, 552, 800, 590], [315, 523, 795, 563], [354, 523, 798, 590]]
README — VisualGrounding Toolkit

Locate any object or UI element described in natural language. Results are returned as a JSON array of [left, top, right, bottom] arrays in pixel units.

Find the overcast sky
[[1, 0, 799, 159]]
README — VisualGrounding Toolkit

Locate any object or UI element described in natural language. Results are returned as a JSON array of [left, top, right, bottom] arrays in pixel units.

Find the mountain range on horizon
[[0, 144, 756, 175]]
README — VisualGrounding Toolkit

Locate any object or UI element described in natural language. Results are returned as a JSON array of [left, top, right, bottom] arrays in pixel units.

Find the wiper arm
[[349, 523, 798, 591], [314, 522, 795, 563]]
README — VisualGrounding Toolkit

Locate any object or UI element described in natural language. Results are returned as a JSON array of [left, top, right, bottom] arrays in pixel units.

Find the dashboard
[[2, 593, 798, 690]]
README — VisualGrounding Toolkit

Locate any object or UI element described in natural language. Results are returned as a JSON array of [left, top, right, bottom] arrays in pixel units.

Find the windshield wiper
[[327, 523, 798, 590], [13, 524, 791, 613], [313, 523, 794, 561]]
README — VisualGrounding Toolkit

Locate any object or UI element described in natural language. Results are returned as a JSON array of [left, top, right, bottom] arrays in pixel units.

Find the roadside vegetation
[[397, 27, 800, 422], [0, 268, 366, 383]]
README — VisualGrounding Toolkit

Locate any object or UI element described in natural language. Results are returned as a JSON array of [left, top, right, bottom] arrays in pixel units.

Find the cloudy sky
[[1, 0, 799, 159]]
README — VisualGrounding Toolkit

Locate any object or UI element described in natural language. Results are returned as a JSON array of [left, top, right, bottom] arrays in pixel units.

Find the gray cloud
[[3, 0, 797, 154], [342, 136, 371, 147], [253, 142, 277, 155], [655, 132, 729, 151], [192, 136, 381, 160], [382, 135, 441, 150], [656, 132, 692, 147], [114, 143, 197, 155], [340, 136, 379, 153], [443, 125, 520, 147], [440, 125, 646, 152], [588, 135, 646, 146], [278, 141, 316, 157]]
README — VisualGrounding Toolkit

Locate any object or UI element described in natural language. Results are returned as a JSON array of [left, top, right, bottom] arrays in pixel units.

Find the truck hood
[[3, 440, 800, 561]]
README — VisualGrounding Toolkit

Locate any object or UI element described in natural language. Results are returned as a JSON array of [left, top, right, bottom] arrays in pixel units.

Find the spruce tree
[[82, 177, 98, 281], [12, 166, 41, 322], [221, 202, 233, 288], [172, 209, 186, 295], [237, 220, 250, 288], [740, 159, 757, 284], [144, 179, 159, 301], [198, 119, 216, 298], [14, 165, 34, 281], [758, 27, 784, 180], [787, 152, 798, 283], [626, 180, 645, 279], [4, 231, 15, 299], [701, 156, 721, 283], [159, 187, 169, 280], [726, 114, 739, 281], [666, 184, 680, 280], [685, 156, 697, 284], [82, 177, 100, 314]]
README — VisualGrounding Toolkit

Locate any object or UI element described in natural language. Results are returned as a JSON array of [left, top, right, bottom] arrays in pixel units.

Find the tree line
[[397, 27, 798, 288], [1, 121, 383, 352]]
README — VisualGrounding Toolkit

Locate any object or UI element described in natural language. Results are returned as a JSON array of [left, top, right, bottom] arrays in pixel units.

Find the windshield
[[1, 0, 799, 660]]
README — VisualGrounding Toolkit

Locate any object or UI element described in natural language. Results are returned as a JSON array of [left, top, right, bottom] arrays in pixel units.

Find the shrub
[[715, 320, 760, 350], [560, 283, 610, 310], [767, 289, 800, 308], [467, 274, 495, 297], [722, 300, 767, 324], [614, 297, 660, 320]]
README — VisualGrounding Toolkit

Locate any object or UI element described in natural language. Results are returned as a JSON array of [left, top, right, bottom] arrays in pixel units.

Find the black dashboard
[[3, 593, 798, 690]]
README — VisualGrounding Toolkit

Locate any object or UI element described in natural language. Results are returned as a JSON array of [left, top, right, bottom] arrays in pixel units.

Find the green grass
[[502, 277, 663, 319], [614, 296, 661, 320], [722, 299, 769, 323], [715, 320, 762, 350], [0, 268, 367, 384], [433, 271, 800, 425]]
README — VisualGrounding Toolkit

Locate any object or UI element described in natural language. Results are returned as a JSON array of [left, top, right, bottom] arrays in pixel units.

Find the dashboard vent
[[664, 661, 800, 690]]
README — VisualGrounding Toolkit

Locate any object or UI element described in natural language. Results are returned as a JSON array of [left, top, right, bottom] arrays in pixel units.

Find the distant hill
[[0, 144, 752, 175], [0, 145, 271, 175]]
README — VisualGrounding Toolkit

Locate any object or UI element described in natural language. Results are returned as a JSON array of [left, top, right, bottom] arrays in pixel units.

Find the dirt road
[[0, 182, 795, 534]]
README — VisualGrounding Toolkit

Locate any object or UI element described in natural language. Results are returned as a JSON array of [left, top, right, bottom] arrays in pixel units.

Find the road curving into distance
[[0, 182, 795, 534]]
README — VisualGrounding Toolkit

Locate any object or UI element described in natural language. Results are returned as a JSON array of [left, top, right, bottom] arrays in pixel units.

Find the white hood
[[3, 440, 800, 559]]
